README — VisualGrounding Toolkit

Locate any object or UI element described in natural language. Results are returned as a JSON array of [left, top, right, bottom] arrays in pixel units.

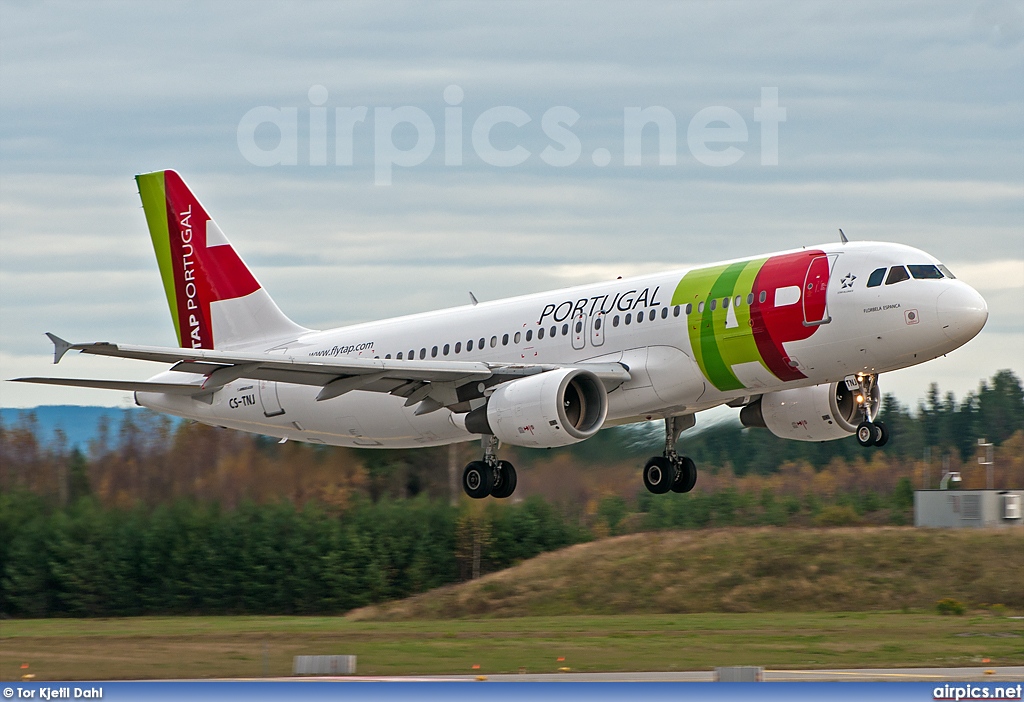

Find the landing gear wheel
[[856, 421, 876, 447], [462, 460, 494, 499], [643, 456, 675, 494], [872, 421, 889, 448], [671, 456, 697, 493], [490, 460, 518, 499]]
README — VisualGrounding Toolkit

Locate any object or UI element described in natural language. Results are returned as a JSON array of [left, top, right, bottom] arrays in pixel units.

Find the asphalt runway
[[282, 666, 1024, 682]]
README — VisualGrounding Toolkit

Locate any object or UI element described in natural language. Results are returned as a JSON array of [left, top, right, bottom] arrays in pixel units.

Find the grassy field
[[3, 527, 1022, 680], [3, 611, 1023, 681]]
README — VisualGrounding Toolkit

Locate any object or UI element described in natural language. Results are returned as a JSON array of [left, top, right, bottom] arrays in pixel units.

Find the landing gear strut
[[643, 416, 698, 495], [852, 374, 888, 448], [462, 435, 518, 499]]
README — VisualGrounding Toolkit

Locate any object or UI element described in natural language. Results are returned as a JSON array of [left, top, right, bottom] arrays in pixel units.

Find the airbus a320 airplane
[[15, 170, 988, 498]]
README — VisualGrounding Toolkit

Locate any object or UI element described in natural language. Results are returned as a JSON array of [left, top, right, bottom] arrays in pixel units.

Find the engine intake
[[463, 368, 608, 448], [740, 381, 880, 442]]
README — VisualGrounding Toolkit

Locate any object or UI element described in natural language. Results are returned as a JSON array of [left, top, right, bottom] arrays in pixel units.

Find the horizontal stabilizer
[[11, 377, 208, 396]]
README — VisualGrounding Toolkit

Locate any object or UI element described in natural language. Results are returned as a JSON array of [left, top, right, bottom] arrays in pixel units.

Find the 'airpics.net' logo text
[[237, 85, 786, 185]]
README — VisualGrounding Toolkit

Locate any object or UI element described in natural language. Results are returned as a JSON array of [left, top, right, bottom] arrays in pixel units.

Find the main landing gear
[[852, 374, 889, 448], [462, 435, 518, 499], [642, 415, 698, 495], [856, 420, 889, 448]]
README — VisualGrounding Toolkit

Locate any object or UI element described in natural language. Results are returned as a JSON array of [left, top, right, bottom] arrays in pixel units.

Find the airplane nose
[[936, 284, 988, 345]]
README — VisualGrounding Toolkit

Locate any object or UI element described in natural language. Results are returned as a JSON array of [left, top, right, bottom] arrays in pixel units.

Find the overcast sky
[[1, 0, 1022, 410]]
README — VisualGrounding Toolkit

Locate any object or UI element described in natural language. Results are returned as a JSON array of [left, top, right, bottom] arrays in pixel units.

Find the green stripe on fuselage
[[672, 257, 769, 391]]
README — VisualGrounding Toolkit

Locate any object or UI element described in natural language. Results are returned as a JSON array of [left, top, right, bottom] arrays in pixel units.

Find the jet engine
[[463, 368, 608, 448], [739, 381, 880, 442]]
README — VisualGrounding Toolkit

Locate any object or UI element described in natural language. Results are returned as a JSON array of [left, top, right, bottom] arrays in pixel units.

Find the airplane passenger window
[[420, 348, 426, 359], [758, 291, 767, 303], [514, 331, 521, 343], [595, 317, 602, 330], [443, 344, 450, 355], [526, 330, 533, 341], [479, 337, 485, 349], [385, 354, 391, 359], [612, 315, 619, 327], [431, 346, 438, 358], [909, 264, 944, 279], [938, 264, 955, 279], [562, 324, 569, 336], [538, 327, 545, 339], [575, 321, 583, 333], [685, 303, 692, 315], [502, 334, 509, 346], [722, 297, 729, 309], [867, 268, 886, 287], [662, 307, 669, 319], [490, 336, 497, 348], [747, 293, 753, 305], [455, 342, 462, 353], [735, 295, 742, 308], [673, 305, 681, 317], [625, 313, 632, 324], [409, 349, 415, 359], [467, 339, 474, 351], [397, 352, 403, 359], [637, 311, 643, 323], [550, 326, 557, 337], [649, 310, 656, 321], [697, 302, 704, 313], [885, 266, 910, 285], [710, 299, 717, 311]]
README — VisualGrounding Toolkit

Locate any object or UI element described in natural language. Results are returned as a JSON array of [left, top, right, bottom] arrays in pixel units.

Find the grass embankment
[[350, 527, 1024, 620]]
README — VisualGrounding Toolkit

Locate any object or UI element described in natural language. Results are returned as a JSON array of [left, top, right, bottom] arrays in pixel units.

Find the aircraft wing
[[11, 333, 631, 413]]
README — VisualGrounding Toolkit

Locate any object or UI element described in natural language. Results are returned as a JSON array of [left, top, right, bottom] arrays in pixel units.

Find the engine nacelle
[[739, 381, 880, 442], [462, 368, 608, 448]]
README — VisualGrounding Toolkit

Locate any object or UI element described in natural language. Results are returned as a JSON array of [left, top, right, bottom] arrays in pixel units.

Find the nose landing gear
[[642, 415, 698, 495], [852, 374, 889, 447], [461, 435, 518, 499]]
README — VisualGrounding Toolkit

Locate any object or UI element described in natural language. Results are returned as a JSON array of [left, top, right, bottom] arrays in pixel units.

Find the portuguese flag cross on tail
[[136, 170, 307, 351]]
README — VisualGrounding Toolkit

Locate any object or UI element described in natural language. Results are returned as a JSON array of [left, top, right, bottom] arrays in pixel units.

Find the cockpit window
[[909, 264, 944, 280], [937, 264, 955, 279], [885, 266, 910, 285], [867, 268, 886, 287]]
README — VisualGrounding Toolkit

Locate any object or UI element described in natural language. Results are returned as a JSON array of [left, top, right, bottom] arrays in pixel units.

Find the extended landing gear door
[[259, 380, 285, 417]]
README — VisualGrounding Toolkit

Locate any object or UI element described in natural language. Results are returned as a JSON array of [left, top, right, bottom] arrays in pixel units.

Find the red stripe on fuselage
[[749, 250, 827, 382]]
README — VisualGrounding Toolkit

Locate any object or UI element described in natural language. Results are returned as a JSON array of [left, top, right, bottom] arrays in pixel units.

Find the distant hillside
[[0, 405, 160, 449], [347, 527, 1024, 620]]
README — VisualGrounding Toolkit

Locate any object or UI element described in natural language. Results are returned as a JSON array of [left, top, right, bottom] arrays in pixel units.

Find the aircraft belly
[[272, 384, 471, 447], [605, 345, 706, 419]]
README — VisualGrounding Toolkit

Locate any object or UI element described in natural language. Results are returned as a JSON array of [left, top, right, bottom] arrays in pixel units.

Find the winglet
[[45, 332, 74, 364]]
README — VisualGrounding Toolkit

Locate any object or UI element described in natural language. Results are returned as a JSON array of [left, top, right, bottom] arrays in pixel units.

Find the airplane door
[[803, 255, 831, 326], [590, 311, 606, 347], [571, 311, 587, 350], [259, 380, 285, 417]]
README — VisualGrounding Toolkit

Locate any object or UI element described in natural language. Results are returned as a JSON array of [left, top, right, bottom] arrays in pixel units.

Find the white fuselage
[[137, 241, 987, 448]]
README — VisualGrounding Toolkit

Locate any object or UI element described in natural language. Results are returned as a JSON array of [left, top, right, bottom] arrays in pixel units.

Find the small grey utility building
[[914, 489, 1023, 528]]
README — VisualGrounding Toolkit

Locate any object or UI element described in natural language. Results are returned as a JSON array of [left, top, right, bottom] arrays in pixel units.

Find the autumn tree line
[[0, 370, 1021, 617]]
